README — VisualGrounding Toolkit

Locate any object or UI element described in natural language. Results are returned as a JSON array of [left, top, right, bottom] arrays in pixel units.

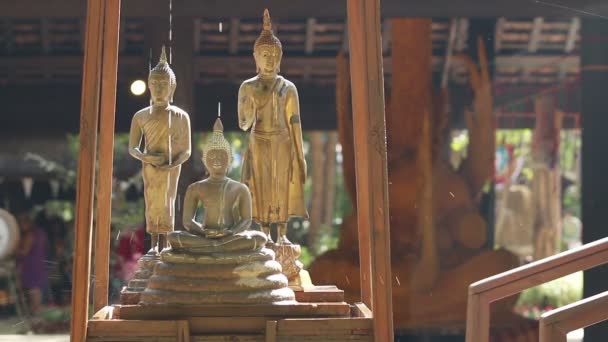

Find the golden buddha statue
[[140, 118, 295, 305], [128, 46, 192, 251], [238, 9, 308, 245]]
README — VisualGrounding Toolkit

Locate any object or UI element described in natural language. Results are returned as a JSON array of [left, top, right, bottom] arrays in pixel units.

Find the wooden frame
[[346, 0, 394, 340], [539, 290, 608, 342], [70, 0, 121, 341], [465, 236, 608, 342], [70, 0, 392, 341], [70, 0, 105, 340], [93, 0, 121, 313]]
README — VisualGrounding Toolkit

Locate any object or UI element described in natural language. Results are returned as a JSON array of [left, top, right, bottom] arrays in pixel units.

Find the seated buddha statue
[[140, 118, 295, 305]]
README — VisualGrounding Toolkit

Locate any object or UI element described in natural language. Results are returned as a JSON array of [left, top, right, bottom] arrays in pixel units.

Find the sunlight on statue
[[139, 118, 295, 305], [128, 46, 191, 252], [238, 9, 308, 245], [169, 118, 268, 253]]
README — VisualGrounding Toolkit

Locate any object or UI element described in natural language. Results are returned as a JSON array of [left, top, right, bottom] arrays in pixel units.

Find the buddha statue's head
[[253, 9, 282, 77], [149, 46, 176, 104], [203, 118, 233, 178]]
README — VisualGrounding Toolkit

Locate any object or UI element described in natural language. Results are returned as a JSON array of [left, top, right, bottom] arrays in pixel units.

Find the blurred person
[[16, 212, 49, 316], [47, 217, 70, 306], [114, 225, 145, 285]]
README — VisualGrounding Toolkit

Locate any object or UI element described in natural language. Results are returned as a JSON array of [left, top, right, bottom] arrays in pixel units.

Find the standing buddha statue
[[237, 9, 311, 288], [238, 9, 308, 245], [128, 46, 192, 252]]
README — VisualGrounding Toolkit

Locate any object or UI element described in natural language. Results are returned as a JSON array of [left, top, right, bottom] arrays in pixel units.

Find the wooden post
[[581, 17, 608, 341], [389, 18, 438, 291], [309, 131, 324, 253], [531, 93, 562, 260], [93, 0, 121, 313], [70, 0, 105, 340], [346, 0, 394, 341], [172, 17, 198, 229]]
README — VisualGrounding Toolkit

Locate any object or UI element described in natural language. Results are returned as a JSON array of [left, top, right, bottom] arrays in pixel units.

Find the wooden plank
[[528, 17, 543, 53], [189, 317, 267, 334], [470, 237, 608, 295], [293, 285, 344, 303], [177, 320, 191, 342], [87, 319, 186, 337], [70, 0, 105, 341], [346, 0, 393, 341], [92, 306, 115, 320], [118, 302, 351, 320], [265, 320, 277, 342], [540, 290, 608, 340], [304, 18, 316, 55], [277, 317, 372, 334], [93, 0, 121, 313], [89, 338, 175, 342], [539, 325, 568, 342], [352, 303, 372, 318], [564, 17, 580, 53], [466, 237, 608, 342], [441, 18, 458, 88]]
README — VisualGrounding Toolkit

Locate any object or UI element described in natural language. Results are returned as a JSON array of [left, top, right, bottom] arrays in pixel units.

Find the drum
[[0, 209, 20, 260]]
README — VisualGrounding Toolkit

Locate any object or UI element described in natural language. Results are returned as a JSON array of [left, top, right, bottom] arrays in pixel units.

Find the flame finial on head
[[150, 45, 176, 87], [203, 118, 232, 164], [254, 9, 282, 53], [159, 45, 168, 64], [213, 117, 224, 133], [263, 8, 272, 31]]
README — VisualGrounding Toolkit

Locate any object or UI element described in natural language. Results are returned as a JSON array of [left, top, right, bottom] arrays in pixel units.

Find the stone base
[[267, 243, 304, 281], [120, 250, 160, 304], [119, 288, 141, 305], [288, 269, 315, 291], [139, 247, 295, 305]]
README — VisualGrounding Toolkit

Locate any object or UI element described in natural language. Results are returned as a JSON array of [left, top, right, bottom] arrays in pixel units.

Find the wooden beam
[[305, 18, 316, 55], [455, 18, 469, 52], [540, 290, 608, 342], [228, 18, 240, 54], [442, 18, 458, 88], [93, 0, 120, 313], [70, 0, 104, 340], [466, 237, 608, 342], [494, 17, 506, 52], [528, 17, 544, 53], [2, 0, 608, 18], [346, 0, 393, 341], [565, 17, 580, 53]]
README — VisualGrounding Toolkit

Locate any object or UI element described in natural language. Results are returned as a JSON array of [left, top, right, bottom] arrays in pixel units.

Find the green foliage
[[516, 271, 583, 309]]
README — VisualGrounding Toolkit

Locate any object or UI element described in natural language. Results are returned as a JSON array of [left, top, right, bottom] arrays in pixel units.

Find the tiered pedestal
[[88, 286, 372, 341]]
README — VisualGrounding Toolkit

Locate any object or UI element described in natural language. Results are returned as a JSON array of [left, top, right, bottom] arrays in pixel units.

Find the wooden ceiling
[[0, 17, 581, 86], [0, 12, 585, 134], [1, 0, 606, 18]]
